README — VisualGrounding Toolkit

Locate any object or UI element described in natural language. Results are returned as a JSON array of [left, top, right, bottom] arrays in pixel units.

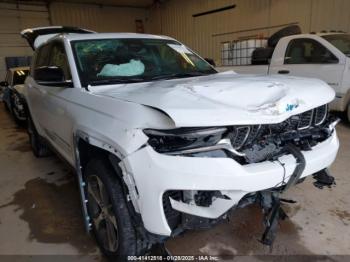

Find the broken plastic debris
[[97, 59, 145, 77]]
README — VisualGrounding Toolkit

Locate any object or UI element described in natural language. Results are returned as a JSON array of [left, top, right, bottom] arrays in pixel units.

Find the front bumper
[[121, 131, 339, 236]]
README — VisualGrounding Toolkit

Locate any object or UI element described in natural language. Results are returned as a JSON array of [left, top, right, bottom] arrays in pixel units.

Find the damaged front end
[[144, 104, 337, 165], [142, 104, 339, 245]]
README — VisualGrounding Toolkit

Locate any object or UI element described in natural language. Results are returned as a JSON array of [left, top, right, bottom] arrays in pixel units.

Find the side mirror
[[0, 81, 8, 87], [34, 66, 72, 87], [204, 58, 216, 67]]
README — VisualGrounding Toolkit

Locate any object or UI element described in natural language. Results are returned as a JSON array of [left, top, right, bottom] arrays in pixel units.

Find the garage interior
[[0, 0, 350, 259]]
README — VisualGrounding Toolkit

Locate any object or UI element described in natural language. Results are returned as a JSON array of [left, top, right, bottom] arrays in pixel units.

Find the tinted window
[[285, 38, 338, 64], [49, 42, 71, 81]]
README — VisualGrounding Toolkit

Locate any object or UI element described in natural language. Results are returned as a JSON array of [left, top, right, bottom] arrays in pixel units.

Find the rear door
[[269, 37, 345, 92]]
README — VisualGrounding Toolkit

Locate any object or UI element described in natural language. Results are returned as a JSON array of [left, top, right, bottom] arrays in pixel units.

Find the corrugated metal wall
[[147, 0, 350, 64], [49, 2, 147, 32], [1, 0, 350, 78], [0, 1, 49, 79]]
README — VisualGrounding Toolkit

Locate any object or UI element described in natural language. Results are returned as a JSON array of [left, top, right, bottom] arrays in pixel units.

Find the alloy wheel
[[87, 175, 119, 252]]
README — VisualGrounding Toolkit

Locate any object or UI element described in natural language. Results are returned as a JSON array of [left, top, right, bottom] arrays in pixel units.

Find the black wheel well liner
[[77, 138, 109, 174]]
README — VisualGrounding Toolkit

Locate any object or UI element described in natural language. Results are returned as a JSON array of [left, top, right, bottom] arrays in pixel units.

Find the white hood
[[90, 72, 335, 127]]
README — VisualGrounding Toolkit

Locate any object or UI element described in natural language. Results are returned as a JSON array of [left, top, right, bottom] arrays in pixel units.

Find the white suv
[[22, 27, 339, 258]]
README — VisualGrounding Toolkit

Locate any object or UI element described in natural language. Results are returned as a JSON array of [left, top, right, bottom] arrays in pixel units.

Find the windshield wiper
[[89, 77, 146, 86], [149, 72, 211, 81]]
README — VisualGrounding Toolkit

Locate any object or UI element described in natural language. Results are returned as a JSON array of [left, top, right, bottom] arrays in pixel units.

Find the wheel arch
[[73, 130, 142, 233]]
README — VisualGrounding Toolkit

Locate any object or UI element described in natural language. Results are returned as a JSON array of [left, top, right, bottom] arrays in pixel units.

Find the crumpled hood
[[90, 72, 335, 127]]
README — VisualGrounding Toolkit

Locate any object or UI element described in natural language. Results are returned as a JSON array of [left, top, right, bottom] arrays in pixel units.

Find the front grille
[[229, 104, 328, 151], [298, 110, 313, 130], [314, 104, 328, 126], [245, 125, 262, 145], [229, 126, 250, 149]]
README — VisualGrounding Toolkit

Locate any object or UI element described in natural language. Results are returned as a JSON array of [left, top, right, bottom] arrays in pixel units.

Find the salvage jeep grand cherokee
[[21, 27, 339, 258]]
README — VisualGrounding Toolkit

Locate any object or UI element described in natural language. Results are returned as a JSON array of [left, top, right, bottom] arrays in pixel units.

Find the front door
[[29, 41, 75, 163]]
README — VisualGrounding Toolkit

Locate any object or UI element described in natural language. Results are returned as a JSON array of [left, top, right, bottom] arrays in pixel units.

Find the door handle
[[278, 70, 290, 74]]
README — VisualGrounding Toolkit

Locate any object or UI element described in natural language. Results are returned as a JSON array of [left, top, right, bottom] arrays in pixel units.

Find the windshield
[[322, 34, 350, 56], [13, 69, 29, 85], [71, 38, 216, 86]]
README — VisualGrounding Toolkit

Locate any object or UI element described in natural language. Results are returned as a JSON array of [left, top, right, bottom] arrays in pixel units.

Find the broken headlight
[[143, 127, 227, 154]]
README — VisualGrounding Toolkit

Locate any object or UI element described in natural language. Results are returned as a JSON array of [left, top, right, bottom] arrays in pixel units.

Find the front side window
[[322, 34, 350, 57], [285, 38, 338, 64], [13, 69, 29, 85], [71, 38, 216, 86], [49, 42, 72, 81]]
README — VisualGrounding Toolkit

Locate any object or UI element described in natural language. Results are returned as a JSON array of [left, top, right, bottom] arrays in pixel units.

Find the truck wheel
[[27, 115, 51, 157], [85, 158, 147, 258]]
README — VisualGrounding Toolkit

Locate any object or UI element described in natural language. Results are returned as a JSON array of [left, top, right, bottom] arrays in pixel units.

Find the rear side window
[[285, 38, 338, 64]]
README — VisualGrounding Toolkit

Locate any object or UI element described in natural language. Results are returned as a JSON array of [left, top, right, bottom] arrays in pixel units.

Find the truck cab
[[270, 33, 350, 115]]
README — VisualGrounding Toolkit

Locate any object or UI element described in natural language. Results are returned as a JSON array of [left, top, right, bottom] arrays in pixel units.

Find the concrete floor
[[0, 103, 350, 260]]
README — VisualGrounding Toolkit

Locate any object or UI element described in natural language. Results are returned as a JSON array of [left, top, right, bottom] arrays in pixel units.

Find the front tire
[[84, 158, 147, 259], [27, 115, 51, 157]]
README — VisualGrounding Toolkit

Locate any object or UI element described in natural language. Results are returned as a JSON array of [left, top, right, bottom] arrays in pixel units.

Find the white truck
[[21, 26, 339, 258], [218, 31, 350, 122]]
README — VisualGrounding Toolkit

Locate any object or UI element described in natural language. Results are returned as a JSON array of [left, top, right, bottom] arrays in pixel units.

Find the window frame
[[32, 42, 52, 80], [70, 38, 217, 87], [284, 38, 339, 65], [48, 40, 72, 81], [32, 40, 73, 86]]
